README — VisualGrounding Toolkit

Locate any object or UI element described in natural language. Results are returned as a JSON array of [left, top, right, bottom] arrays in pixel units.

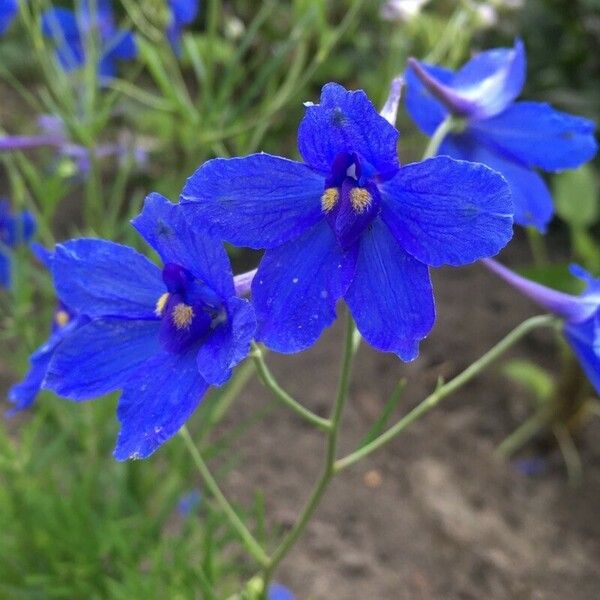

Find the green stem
[[335, 314, 558, 472], [526, 226, 549, 267], [261, 312, 357, 588], [423, 115, 454, 159], [251, 342, 331, 431], [179, 426, 270, 567]]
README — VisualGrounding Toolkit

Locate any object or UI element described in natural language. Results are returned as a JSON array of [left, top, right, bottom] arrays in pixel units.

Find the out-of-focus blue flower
[[183, 83, 513, 360], [41, 0, 137, 79], [268, 583, 294, 600], [177, 489, 202, 515], [166, 0, 199, 54], [0, 114, 148, 175], [0, 200, 36, 288], [8, 244, 88, 415], [484, 258, 600, 395], [0, 0, 18, 35], [405, 40, 598, 232], [43, 193, 256, 460]]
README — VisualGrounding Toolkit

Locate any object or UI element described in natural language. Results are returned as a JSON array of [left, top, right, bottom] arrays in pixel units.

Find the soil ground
[[218, 240, 600, 600]]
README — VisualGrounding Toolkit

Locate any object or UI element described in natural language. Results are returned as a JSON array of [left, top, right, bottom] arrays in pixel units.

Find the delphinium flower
[[8, 244, 87, 415], [43, 193, 256, 460], [0, 0, 18, 35], [182, 83, 514, 360], [41, 0, 137, 79], [0, 114, 147, 175], [166, 0, 199, 54], [405, 40, 598, 231], [268, 583, 294, 600], [484, 258, 600, 394], [0, 200, 36, 288]]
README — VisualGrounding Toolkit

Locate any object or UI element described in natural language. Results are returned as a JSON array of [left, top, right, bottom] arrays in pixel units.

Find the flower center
[[157, 263, 225, 354]]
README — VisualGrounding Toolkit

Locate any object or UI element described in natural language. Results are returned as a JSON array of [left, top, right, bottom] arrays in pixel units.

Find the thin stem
[[423, 115, 454, 159], [179, 426, 270, 567], [251, 342, 331, 431], [335, 314, 558, 472], [526, 226, 549, 267], [262, 312, 357, 587]]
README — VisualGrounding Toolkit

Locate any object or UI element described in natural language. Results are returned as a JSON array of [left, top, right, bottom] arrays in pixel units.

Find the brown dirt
[[215, 238, 600, 600]]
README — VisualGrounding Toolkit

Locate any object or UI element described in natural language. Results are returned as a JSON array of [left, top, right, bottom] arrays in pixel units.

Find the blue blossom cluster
[[6, 38, 599, 461], [0, 200, 36, 288]]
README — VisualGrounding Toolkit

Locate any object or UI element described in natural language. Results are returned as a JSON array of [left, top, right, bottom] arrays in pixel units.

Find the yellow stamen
[[350, 188, 373, 214], [155, 292, 170, 317], [321, 187, 339, 213], [172, 303, 195, 330], [55, 310, 70, 328]]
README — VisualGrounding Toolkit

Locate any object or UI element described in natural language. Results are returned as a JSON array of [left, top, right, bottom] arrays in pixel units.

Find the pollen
[[350, 187, 373, 214], [321, 187, 339, 213], [172, 303, 195, 329], [155, 292, 170, 316], [54, 310, 70, 328]]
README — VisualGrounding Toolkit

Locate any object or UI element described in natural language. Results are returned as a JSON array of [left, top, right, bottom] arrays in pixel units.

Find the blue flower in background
[[484, 259, 600, 395], [167, 0, 199, 54], [8, 244, 87, 415], [44, 193, 256, 460], [0, 0, 18, 35], [41, 0, 137, 79], [183, 83, 513, 360], [0, 200, 36, 288], [177, 489, 202, 515], [268, 583, 294, 600], [405, 40, 598, 232]]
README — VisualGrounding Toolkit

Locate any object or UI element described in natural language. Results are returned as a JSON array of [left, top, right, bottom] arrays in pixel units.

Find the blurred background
[[0, 1, 599, 598]]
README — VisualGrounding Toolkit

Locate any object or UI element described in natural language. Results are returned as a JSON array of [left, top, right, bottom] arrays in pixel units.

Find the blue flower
[[166, 0, 199, 54], [41, 0, 137, 79], [484, 259, 600, 395], [0, 0, 18, 35], [43, 193, 256, 460], [405, 40, 598, 232], [0, 200, 36, 288], [268, 583, 294, 600], [182, 83, 513, 360], [8, 244, 87, 415]]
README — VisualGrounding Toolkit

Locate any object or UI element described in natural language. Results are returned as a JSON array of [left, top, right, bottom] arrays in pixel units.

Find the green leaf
[[503, 359, 554, 403], [358, 380, 406, 449], [553, 164, 599, 227]]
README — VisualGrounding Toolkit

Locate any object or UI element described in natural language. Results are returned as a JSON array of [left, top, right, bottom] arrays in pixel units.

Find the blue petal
[[405, 63, 453, 135], [53, 239, 164, 318], [440, 133, 554, 232], [451, 39, 525, 119], [252, 220, 356, 353], [8, 317, 83, 414], [41, 8, 79, 40], [0, 0, 18, 35], [471, 101, 598, 171], [570, 264, 600, 298], [565, 318, 600, 396], [0, 246, 11, 288], [169, 0, 199, 25], [298, 83, 400, 176], [268, 583, 295, 600], [195, 296, 255, 386], [379, 156, 513, 267], [103, 30, 137, 61], [114, 350, 209, 460], [345, 219, 434, 361], [45, 318, 161, 400], [132, 193, 235, 298], [407, 40, 525, 122], [181, 154, 324, 250]]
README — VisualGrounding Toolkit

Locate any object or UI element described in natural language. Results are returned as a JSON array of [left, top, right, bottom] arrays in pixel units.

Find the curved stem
[[423, 115, 454, 159], [179, 426, 270, 567], [251, 342, 331, 431], [261, 312, 357, 588], [335, 314, 558, 472]]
